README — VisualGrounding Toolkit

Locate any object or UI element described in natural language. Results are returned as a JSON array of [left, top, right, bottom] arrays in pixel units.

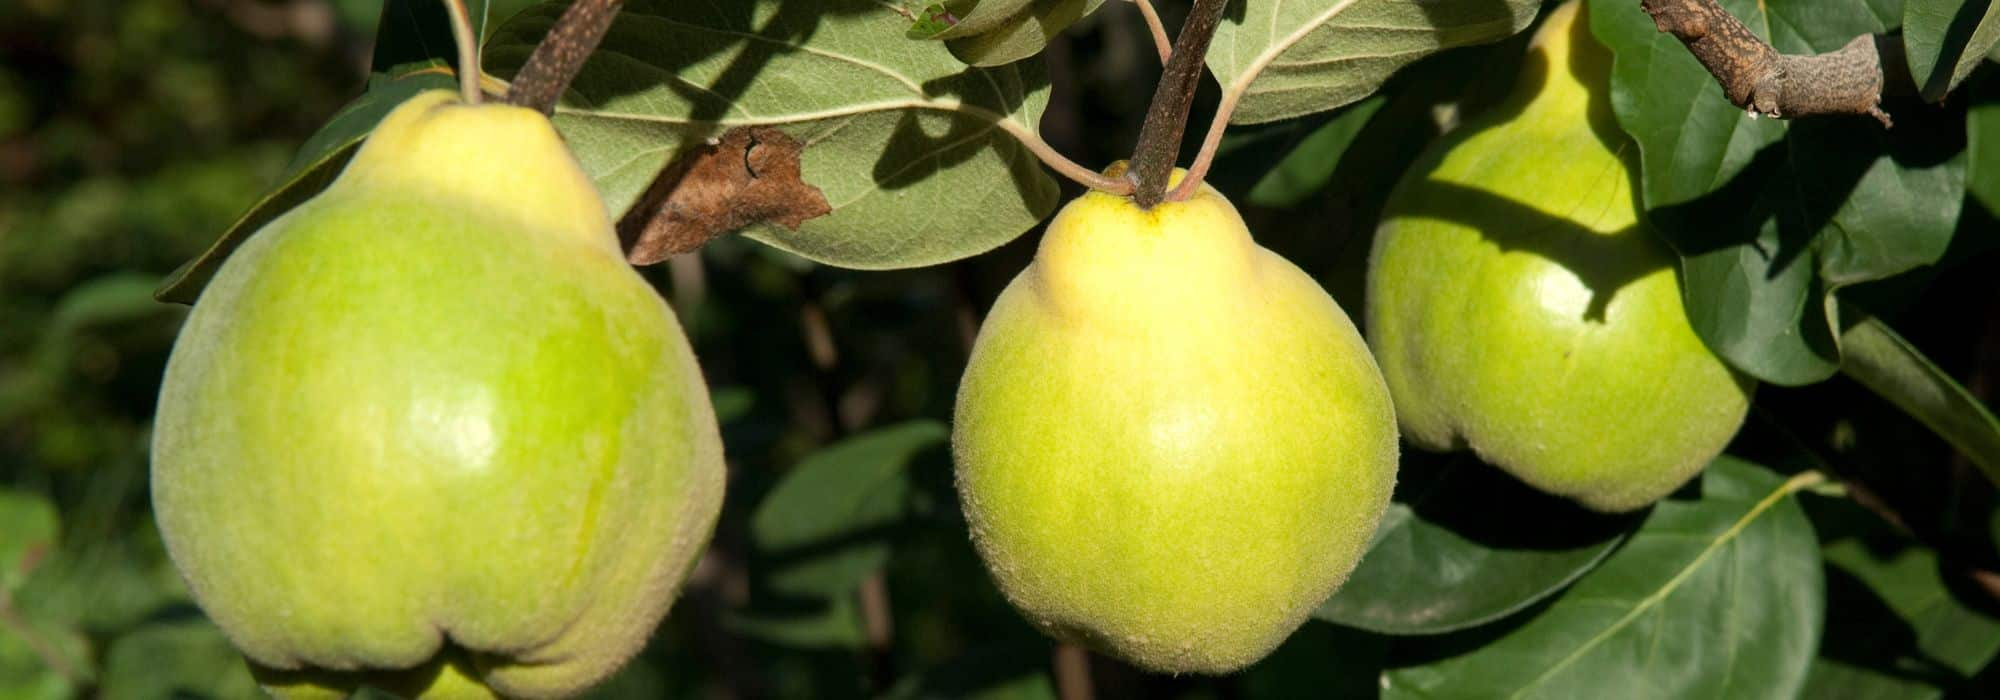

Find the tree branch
[[1641, 0, 1893, 127], [1127, 0, 1228, 208], [506, 0, 625, 114]]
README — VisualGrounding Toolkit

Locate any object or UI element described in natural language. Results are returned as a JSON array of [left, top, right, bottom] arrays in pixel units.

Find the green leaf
[[1904, 0, 2000, 101], [1316, 453, 1638, 635], [906, 3, 966, 40], [155, 69, 459, 304], [484, 0, 1060, 270], [0, 491, 58, 596], [1967, 68, 2000, 214], [1384, 458, 1825, 699], [1205, 0, 1540, 124], [726, 596, 869, 649], [1591, 0, 1965, 386], [1838, 315, 2000, 488], [943, 0, 1106, 67], [99, 619, 261, 700], [1802, 494, 2000, 699], [750, 421, 948, 597], [1245, 96, 1386, 208], [0, 614, 89, 700], [883, 640, 1056, 700]]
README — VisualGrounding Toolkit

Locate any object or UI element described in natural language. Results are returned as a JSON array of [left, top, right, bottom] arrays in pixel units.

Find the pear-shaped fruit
[[1366, 1, 1752, 513], [150, 91, 725, 699], [953, 171, 1399, 674]]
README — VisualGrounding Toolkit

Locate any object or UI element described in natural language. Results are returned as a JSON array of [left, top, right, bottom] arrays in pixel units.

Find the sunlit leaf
[[485, 0, 1060, 269], [1206, 0, 1539, 124]]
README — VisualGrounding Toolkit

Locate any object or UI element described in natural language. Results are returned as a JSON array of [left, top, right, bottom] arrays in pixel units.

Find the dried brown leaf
[[618, 126, 831, 265]]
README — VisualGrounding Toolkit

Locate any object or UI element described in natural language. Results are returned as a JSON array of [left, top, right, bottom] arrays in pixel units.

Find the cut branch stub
[[1642, 0, 1890, 127], [618, 126, 832, 265]]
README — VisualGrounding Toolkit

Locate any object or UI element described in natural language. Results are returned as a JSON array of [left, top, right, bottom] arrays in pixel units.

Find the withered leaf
[[618, 126, 831, 265]]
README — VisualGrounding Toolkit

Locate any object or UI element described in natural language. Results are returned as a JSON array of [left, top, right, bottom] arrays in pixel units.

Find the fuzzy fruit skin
[[1366, 2, 1752, 513], [150, 91, 725, 699], [953, 174, 1399, 674]]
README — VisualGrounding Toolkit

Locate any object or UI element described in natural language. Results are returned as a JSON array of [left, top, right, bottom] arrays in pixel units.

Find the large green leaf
[[1904, 0, 2000, 101], [484, 0, 1061, 270], [1384, 458, 1824, 699], [1838, 315, 2000, 488], [1802, 494, 2000, 699], [1315, 453, 1639, 635], [1205, 0, 1539, 124], [1590, 0, 1965, 386], [155, 69, 459, 304], [750, 421, 948, 597]]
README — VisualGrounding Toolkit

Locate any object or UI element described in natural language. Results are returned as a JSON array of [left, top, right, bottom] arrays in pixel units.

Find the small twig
[[506, 0, 625, 114], [1053, 643, 1095, 700], [442, 0, 480, 103], [1127, 0, 1228, 208], [1130, 0, 1172, 64], [1640, 0, 1891, 127]]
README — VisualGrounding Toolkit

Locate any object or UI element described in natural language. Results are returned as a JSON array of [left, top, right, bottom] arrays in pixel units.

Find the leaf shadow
[[1398, 451, 1644, 553]]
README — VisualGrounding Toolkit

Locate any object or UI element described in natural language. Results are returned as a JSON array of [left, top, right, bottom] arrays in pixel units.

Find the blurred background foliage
[[3, 0, 1999, 698]]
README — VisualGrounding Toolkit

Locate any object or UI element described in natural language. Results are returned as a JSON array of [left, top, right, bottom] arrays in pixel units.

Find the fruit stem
[[1131, 0, 1172, 64], [505, 0, 626, 114], [1127, 0, 1227, 208], [442, 0, 480, 103]]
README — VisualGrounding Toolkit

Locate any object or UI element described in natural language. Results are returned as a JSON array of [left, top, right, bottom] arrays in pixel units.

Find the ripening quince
[[1366, 1, 1752, 513], [150, 90, 725, 699], [953, 169, 1399, 674]]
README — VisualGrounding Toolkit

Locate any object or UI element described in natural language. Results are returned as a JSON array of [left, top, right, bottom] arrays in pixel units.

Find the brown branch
[[505, 0, 625, 114], [1641, 0, 1893, 127], [1053, 643, 1095, 700], [1127, 0, 1228, 208]]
